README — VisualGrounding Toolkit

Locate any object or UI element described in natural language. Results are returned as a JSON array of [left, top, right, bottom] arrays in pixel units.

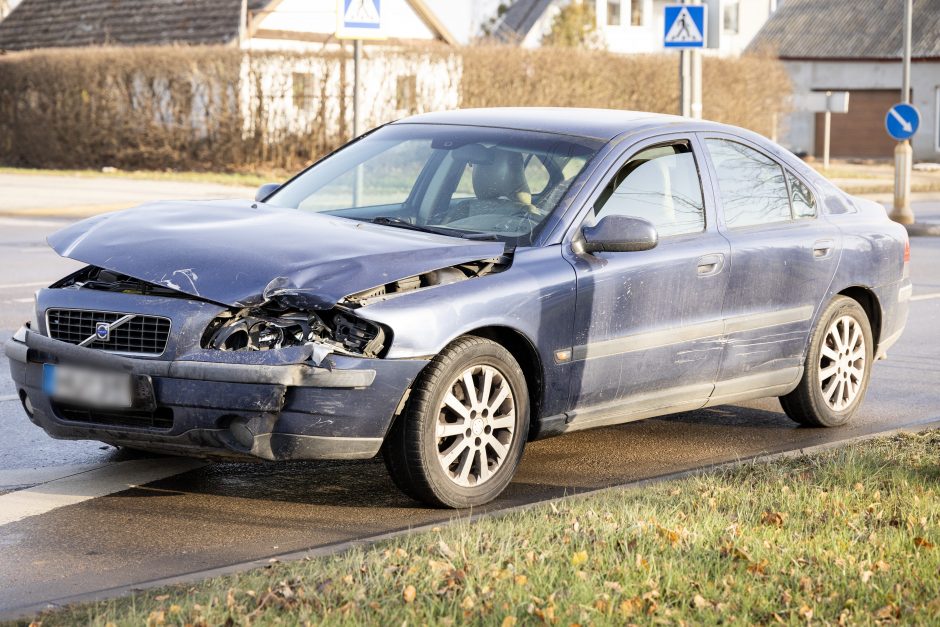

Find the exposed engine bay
[[52, 258, 509, 358]]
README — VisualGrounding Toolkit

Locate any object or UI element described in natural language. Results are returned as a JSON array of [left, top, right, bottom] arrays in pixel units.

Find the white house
[[494, 0, 777, 56], [0, 0, 463, 140], [748, 0, 940, 161]]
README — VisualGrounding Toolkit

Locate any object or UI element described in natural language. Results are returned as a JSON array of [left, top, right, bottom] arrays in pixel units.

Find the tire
[[780, 295, 874, 427], [382, 336, 530, 508]]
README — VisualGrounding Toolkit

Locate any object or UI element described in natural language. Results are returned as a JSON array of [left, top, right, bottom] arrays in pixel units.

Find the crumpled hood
[[48, 200, 506, 309]]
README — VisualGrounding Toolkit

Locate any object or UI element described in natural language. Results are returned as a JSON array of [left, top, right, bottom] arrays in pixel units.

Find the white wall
[[240, 48, 460, 141], [590, 0, 773, 56], [781, 60, 940, 161]]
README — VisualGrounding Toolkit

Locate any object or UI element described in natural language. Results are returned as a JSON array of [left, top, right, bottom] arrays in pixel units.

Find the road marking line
[[0, 458, 206, 527], [0, 395, 18, 403], [911, 292, 940, 302], [0, 463, 110, 489], [0, 281, 53, 290]]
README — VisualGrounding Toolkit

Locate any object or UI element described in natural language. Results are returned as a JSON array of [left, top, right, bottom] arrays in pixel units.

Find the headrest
[[472, 149, 531, 204]]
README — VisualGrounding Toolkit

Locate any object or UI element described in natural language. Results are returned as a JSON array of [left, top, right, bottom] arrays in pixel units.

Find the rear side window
[[787, 171, 817, 218], [593, 141, 705, 237], [705, 139, 790, 228]]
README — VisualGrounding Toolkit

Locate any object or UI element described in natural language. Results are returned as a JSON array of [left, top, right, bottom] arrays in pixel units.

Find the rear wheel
[[382, 336, 529, 508], [780, 296, 873, 427]]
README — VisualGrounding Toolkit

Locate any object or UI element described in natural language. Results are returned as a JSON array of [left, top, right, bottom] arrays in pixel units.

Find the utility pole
[[890, 0, 915, 224]]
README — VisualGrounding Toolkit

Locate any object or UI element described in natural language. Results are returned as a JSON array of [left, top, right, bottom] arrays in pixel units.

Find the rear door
[[562, 135, 731, 428], [701, 134, 840, 402]]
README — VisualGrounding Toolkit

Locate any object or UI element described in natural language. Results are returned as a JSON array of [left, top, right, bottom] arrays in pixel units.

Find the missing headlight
[[333, 313, 386, 357], [203, 308, 387, 357]]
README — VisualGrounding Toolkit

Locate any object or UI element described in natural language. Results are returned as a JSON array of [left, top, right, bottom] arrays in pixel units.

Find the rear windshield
[[266, 123, 603, 245]]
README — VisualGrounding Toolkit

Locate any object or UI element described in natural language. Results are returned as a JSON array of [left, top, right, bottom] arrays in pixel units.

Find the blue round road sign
[[885, 103, 920, 141]]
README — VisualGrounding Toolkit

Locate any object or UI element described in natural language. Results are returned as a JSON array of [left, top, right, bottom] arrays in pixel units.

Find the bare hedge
[[0, 44, 790, 172], [461, 46, 789, 137]]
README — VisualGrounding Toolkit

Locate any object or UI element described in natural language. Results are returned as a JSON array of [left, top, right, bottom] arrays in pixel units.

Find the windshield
[[265, 123, 603, 245]]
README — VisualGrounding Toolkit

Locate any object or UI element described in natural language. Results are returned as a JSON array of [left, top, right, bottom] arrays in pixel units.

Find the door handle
[[696, 253, 725, 277], [812, 239, 834, 260]]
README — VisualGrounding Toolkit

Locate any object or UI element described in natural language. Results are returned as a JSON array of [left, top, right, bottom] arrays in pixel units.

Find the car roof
[[394, 107, 695, 141]]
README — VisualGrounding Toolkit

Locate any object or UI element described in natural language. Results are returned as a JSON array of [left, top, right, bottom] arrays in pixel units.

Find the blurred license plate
[[42, 364, 133, 408]]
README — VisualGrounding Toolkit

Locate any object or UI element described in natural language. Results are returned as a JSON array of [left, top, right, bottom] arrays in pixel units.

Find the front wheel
[[382, 336, 529, 508], [780, 296, 873, 427]]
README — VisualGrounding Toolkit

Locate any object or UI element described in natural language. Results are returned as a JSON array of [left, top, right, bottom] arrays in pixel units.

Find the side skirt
[[535, 367, 802, 439]]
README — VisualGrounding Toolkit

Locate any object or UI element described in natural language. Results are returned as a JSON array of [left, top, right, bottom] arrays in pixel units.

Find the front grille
[[46, 309, 171, 356], [53, 402, 174, 430]]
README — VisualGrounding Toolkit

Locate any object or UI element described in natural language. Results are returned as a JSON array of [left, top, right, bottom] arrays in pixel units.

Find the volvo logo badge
[[95, 322, 111, 342]]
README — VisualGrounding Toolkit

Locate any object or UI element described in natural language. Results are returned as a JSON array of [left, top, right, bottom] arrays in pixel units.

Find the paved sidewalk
[[0, 173, 255, 218]]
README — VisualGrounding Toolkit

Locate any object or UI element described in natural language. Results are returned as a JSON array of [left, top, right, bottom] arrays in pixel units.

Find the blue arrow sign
[[885, 103, 920, 141], [664, 5, 706, 48]]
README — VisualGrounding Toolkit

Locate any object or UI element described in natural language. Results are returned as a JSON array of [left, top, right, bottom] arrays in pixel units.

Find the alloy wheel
[[818, 315, 866, 411], [435, 364, 516, 487]]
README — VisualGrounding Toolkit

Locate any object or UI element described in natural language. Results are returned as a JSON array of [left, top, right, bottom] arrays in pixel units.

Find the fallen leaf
[[571, 550, 588, 566], [514, 574, 528, 586], [154, 595, 169, 602], [761, 511, 786, 527], [403, 585, 416, 604], [438, 539, 457, 559], [501, 617, 517, 627], [461, 595, 475, 610], [146, 611, 166, 627], [875, 604, 899, 620], [914, 537, 935, 549], [798, 605, 813, 621], [693, 594, 710, 609]]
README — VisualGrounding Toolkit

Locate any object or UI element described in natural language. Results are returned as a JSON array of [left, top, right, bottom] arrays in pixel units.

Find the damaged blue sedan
[[6, 109, 910, 507]]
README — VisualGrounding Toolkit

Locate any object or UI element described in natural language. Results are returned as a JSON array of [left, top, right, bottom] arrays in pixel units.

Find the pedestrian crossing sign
[[337, 0, 384, 39], [664, 5, 706, 48]]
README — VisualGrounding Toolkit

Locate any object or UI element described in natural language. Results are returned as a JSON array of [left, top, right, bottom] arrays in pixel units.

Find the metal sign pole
[[680, 50, 691, 117], [353, 38, 363, 206], [353, 38, 362, 137], [890, 0, 914, 224], [690, 0, 702, 119], [668, 1, 704, 118]]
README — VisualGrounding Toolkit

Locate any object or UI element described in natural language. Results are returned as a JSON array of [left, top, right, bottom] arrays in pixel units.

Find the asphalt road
[[0, 210, 938, 619]]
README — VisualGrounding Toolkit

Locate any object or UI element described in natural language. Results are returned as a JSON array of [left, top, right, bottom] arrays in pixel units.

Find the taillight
[[904, 237, 910, 263]]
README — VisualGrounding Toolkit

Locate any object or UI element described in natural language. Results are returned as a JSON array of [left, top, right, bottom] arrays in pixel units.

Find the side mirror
[[580, 215, 658, 253], [255, 183, 280, 202]]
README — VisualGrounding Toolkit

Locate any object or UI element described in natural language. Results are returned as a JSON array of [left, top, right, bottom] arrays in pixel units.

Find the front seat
[[463, 149, 537, 218]]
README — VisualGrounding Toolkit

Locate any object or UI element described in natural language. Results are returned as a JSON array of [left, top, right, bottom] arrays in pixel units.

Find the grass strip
[[27, 431, 940, 626]]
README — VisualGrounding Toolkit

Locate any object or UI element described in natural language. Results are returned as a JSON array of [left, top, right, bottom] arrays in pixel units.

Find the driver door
[[563, 136, 730, 429]]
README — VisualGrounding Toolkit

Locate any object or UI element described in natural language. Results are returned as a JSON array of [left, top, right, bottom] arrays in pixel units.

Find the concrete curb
[[5, 416, 940, 623]]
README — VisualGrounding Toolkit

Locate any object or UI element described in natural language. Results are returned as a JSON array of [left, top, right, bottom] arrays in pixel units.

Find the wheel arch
[[464, 325, 544, 439], [837, 286, 883, 354]]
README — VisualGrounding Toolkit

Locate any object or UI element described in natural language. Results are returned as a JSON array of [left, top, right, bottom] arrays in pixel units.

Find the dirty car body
[[6, 109, 910, 505]]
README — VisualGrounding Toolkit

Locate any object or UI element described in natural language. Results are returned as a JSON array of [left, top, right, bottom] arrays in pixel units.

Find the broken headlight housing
[[203, 307, 387, 357]]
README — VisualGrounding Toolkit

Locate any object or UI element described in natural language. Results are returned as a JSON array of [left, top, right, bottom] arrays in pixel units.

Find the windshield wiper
[[368, 216, 473, 238]]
